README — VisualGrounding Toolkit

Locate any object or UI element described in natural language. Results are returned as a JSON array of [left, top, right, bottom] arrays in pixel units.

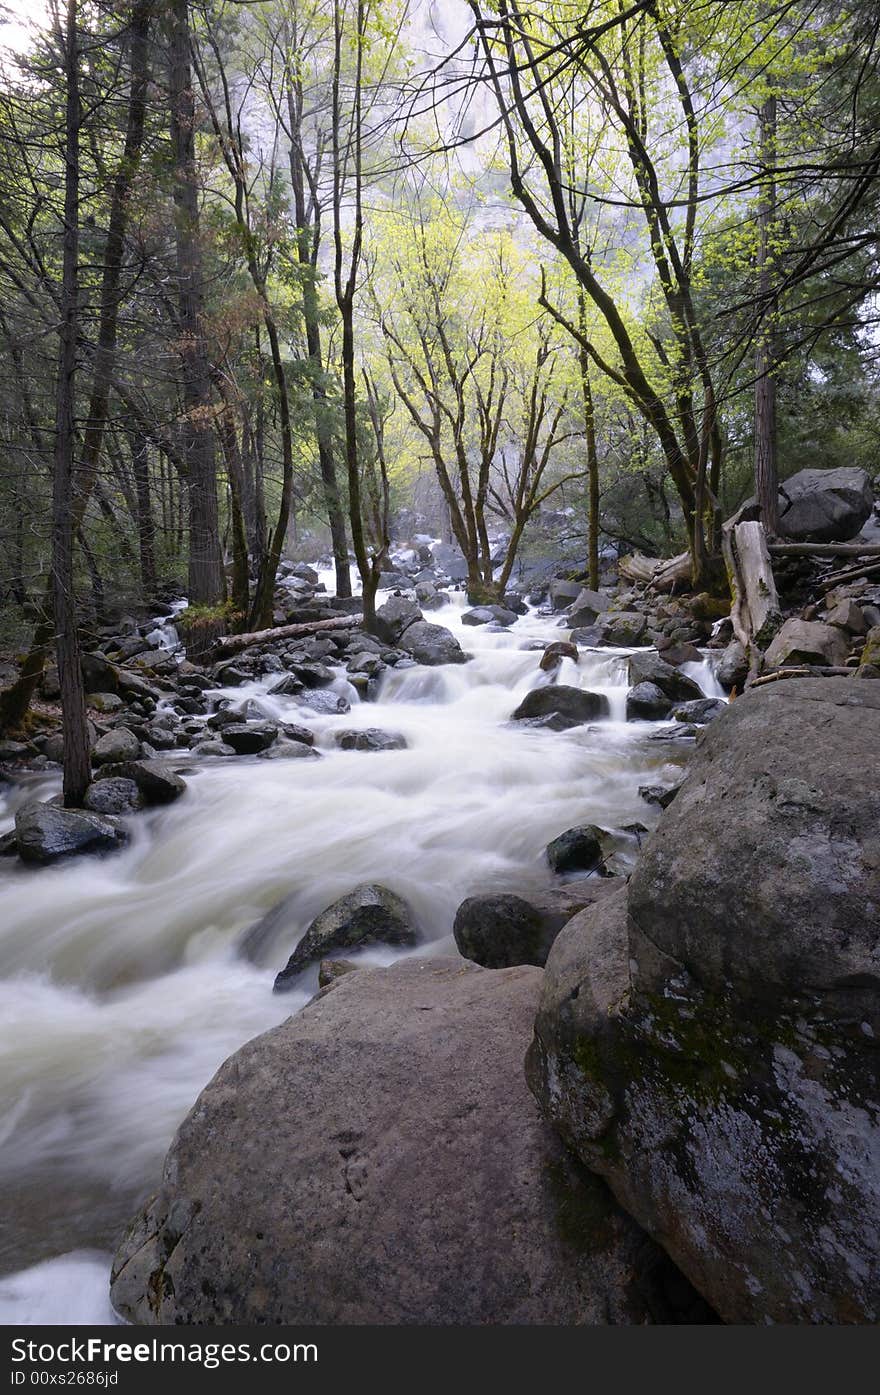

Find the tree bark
[[168, 0, 224, 607], [131, 430, 157, 598], [52, 0, 91, 806], [754, 93, 779, 533]]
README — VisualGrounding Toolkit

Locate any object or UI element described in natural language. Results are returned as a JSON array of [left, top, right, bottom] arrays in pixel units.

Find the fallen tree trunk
[[619, 550, 690, 592], [210, 614, 359, 660], [820, 558, 880, 591], [750, 665, 854, 688], [722, 520, 782, 683], [768, 542, 880, 558]]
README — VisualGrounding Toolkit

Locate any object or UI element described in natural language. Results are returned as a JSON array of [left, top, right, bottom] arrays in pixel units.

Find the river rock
[[550, 579, 582, 610], [398, 620, 467, 666], [777, 466, 873, 542], [110, 958, 709, 1325], [627, 653, 703, 702], [511, 684, 609, 729], [294, 689, 351, 715], [87, 692, 123, 714], [274, 883, 418, 990], [625, 682, 671, 721], [528, 683, 880, 1324], [15, 801, 127, 864], [374, 596, 422, 645], [96, 759, 186, 805], [220, 722, 278, 754], [671, 697, 726, 724], [716, 639, 748, 691], [546, 825, 607, 875], [453, 883, 618, 969], [288, 661, 335, 689], [763, 618, 850, 668], [568, 589, 611, 628], [540, 641, 578, 672], [600, 612, 648, 646], [268, 674, 304, 696], [334, 729, 407, 752], [83, 778, 145, 815], [826, 598, 867, 634]]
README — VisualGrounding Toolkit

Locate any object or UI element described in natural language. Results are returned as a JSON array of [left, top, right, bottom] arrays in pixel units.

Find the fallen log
[[210, 614, 361, 661], [722, 519, 782, 683], [619, 549, 690, 591], [819, 558, 880, 591], [768, 542, 880, 558]]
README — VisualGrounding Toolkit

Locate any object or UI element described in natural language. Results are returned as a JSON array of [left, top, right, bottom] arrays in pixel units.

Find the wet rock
[[716, 640, 748, 691], [539, 641, 578, 673], [109, 958, 707, 1325], [568, 589, 612, 628], [462, 605, 518, 627], [294, 689, 351, 716], [626, 682, 672, 721], [549, 579, 582, 610], [655, 638, 702, 667], [0, 739, 32, 761], [529, 682, 880, 1322], [220, 722, 278, 754], [638, 783, 682, 809], [374, 595, 422, 645], [777, 465, 873, 542], [671, 698, 726, 724], [511, 684, 609, 729], [398, 620, 467, 667], [334, 729, 407, 752], [764, 618, 850, 668], [317, 958, 361, 988], [274, 883, 418, 990], [546, 825, 607, 876], [267, 674, 304, 697], [627, 653, 703, 703], [288, 662, 335, 689], [96, 759, 186, 805], [646, 722, 697, 742], [83, 778, 145, 815], [15, 801, 127, 864], [190, 739, 235, 758], [260, 739, 320, 761], [453, 883, 618, 969], [601, 612, 649, 646]]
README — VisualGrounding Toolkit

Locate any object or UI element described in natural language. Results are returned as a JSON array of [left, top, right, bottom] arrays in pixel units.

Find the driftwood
[[768, 542, 880, 559], [618, 549, 691, 591], [750, 665, 854, 688], [820, 558, 880, 592], [210, 614, 361, 660]]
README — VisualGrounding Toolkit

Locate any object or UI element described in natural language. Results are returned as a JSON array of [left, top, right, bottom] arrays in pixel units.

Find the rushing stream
[[0, 583, 723, 1324]]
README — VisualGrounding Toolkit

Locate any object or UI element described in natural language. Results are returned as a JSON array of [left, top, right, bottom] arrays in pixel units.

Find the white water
[[0, 585, 719, 1324]]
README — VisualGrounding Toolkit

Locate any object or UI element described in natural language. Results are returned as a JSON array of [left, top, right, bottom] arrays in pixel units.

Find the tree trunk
[[53, 0, 91, 807], [577, 291, 601, 590], [132, 430, 157, 598], [168, 0, 224, 607], [722, 520, 782, 673], [754, 93, 778, 534]]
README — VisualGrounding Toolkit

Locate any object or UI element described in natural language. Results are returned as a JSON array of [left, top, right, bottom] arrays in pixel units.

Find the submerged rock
[[546, 825, 607, 875], [110, 958, 711, 1325], [625, 682, 671, 721], [398, 620, 467, 667], [627, 653, 703, 703], [334, 728, 407, 752], [273, 883, 418, 990], [15, 801, 126, 864]]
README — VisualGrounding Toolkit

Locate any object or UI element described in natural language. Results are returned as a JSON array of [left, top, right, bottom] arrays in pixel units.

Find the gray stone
[[627, 653, 703, 703], [83, 778, 144, 815], [763, 618, 850, 668], [274, 883, 418, 990], [550, 579, 582, 610], [601, 612, 649, 646], [453, 883, 618, 969], [96, 759, 186, 805], [15, 801, 126, 864], [334, 729, 407, 752], [671, 698, 726, 724], [110, 958, 707, 1325], [777, 466, 873, 543], [374, 596, 422, 645], [398, 621, 467, 667], [294, 689, 351, 715], [511, 684, 609, 729], [87, 692, 123, 714], [626, 682, 672, 721], [716, 640, 748, 691], [220, 722, 278, 755], [568, 589, 612, 628], [546, 825, 607, 876]]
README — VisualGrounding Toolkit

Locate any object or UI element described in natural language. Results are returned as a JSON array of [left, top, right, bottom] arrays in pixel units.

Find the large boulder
[[453, 883, 618, 969], [15, 801, 126, 864], [777, 466, 873, 543], [462, 605, 517, 627], [274, 883, 418, 990], [568, 588, 612, 628], [398, 620, 467, 667], [511, 684, 610, 729], [627, 653, 703, 703], [374, 596, 422, 646], [763, 618, 850, 668], [83, 778, 144, 815], [96, 758, 186, 805], [91, 728, 141, 766], [528, 680, 880, 1323], [625, 682, 672, 721], [110, 958, 710, 1325]]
